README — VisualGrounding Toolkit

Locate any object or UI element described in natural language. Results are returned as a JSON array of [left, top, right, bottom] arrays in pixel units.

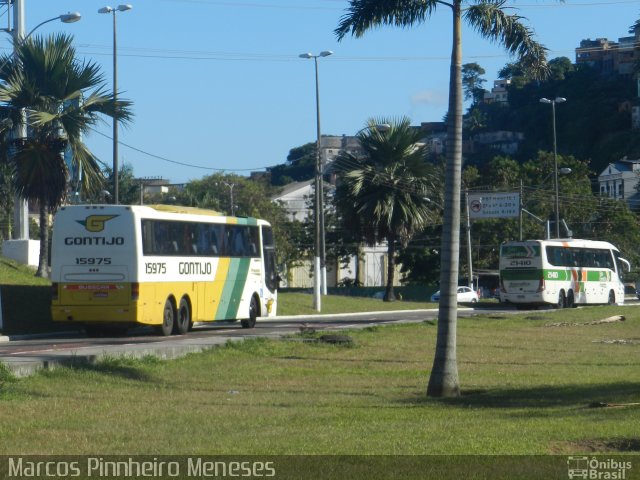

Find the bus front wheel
[[158, 298, 175, 336], [175, 297, 191, 335], [241, 296, 258, 329]]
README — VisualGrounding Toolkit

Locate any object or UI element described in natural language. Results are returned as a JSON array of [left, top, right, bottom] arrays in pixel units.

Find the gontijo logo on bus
[[76, 215, 119, 233]]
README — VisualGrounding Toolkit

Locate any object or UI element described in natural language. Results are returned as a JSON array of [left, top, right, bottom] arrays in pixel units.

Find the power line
[[89, 128, 271, 173]]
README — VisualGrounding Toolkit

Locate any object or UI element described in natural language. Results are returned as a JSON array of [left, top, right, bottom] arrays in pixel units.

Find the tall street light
[[6, 5, 82, 240], [25, 13, 81, 40], [99, 4, 133, 205], [540, 97, 566, 238], [300, 50, 332, 311]]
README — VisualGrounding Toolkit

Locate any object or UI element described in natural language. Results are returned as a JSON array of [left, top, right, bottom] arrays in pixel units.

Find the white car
[[430, 286, 479, 303]]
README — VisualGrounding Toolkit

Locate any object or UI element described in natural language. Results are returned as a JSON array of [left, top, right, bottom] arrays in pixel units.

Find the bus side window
[[231, 227, 248, 256], [249, 227, 259, 257], [209, 225, 223, 256]]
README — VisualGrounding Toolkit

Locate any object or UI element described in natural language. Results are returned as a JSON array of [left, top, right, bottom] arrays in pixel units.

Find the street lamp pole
[[223, 181, 236, 216], [99, 4, 132, 205], [7, 3, 81, 240], [540, 97, 566, 238], [300, 50, 332, 311]]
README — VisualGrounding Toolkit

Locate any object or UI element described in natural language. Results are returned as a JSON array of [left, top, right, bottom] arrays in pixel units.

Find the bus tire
[[556, 291, 565, 309], [241, 296, 258, 329], [566, 291, 575, 309], [175, 297, 191, 335], [608, 291, 616, 305], [158, 298, 175, 336]]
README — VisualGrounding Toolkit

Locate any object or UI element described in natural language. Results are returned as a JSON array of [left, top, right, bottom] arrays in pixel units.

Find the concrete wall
[[2, 239, 40, 267]]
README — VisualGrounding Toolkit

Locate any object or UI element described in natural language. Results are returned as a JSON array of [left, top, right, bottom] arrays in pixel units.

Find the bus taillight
[[51, 283, 58, 301], [131, 283, 140, 301], [537, 278, 545, 292]]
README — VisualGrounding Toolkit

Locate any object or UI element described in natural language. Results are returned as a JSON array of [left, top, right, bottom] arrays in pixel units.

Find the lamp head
[[555, 97, 567, 103], [319, 50, 333, 57], [98, 6, 113, 14], [117, 4, 133, 12], [60, 12, 81, 23], [539, 98, 552, 104], [299, 53, 313, 59]]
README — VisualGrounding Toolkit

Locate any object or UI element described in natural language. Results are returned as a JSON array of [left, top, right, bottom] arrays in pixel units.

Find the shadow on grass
[[39, 356, 159, 382], [412, 382, 640, 409]]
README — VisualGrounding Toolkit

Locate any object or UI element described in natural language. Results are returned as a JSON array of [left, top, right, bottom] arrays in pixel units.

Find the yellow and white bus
[[499, 238, 630, 309], [50, 204, 279, 336]]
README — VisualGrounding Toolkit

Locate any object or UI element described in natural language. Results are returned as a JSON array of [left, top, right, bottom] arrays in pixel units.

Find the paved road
[[0, 305, 512, 377]]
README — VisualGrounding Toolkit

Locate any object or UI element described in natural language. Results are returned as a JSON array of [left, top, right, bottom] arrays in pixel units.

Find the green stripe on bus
[[501, 269, 612, 282], [234, 217, 258, 226], [217, 257, 251, 320]]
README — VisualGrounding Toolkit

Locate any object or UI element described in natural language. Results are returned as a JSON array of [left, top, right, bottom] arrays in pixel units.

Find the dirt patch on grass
[[545, 315, 625, 328], [551, 438, 640, 454]]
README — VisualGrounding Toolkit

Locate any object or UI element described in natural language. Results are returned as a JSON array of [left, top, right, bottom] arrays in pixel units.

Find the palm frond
[[464, 0, 549, 79], [334, 116, 438, 247], [335, 0, 440, 40], [2, 31, 132, 210], [11, 142, 68, 208]]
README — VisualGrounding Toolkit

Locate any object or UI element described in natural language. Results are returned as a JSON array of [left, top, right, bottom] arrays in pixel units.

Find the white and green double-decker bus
[[499, 239, 630, 309]]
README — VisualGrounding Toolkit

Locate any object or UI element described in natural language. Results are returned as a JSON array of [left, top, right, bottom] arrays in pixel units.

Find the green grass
[[0, 305, 638, 455], [278, 292, 437, 315], [0, 256, 49, 286]]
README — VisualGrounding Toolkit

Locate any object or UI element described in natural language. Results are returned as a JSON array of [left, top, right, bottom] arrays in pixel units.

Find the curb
[[0, 309, 445, 342], [0, 330, 83, 342]]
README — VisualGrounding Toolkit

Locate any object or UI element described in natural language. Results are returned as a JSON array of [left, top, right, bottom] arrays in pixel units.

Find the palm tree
[[333, 117, 436, 302], [336, 0, 549, 397], [0, 33, 132, 277]]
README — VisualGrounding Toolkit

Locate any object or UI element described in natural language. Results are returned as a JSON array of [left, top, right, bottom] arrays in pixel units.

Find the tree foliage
[[0, 33, 132, 276], [333, 117, 439, 301], [462, 62, 486, 104], [172, 173, 298, 271], [268, 142, 316, 186]]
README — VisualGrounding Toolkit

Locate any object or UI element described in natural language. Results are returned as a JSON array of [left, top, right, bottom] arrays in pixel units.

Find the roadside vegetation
[[0, 256, 50, 286], [0, 306, 638, 455]]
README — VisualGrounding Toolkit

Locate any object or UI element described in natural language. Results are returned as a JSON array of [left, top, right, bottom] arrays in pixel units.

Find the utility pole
[[465, 190, 473, 290], [12, 0, 28, 240]]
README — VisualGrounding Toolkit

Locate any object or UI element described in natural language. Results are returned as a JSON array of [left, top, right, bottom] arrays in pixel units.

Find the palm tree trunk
[[427, 1, 462, 397], [35, 203, 49, 278], [384, 235, 396, 302]]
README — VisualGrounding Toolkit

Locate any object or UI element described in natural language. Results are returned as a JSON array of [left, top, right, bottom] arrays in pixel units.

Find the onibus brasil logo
[[567, 456, 632, 479], [76, 215, 119, 233]]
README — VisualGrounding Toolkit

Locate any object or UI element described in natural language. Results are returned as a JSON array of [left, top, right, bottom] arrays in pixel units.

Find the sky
[[3, 0, 640, 185]]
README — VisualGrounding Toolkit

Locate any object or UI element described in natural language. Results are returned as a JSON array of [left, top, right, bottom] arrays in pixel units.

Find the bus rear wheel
[[241, 296, 258, 329], [556, 291, 565, 309], [157, 298, 175, 336], [566, 291, 575, 309], [175, 297, 191, 335], [608, 291, 616, 305]]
